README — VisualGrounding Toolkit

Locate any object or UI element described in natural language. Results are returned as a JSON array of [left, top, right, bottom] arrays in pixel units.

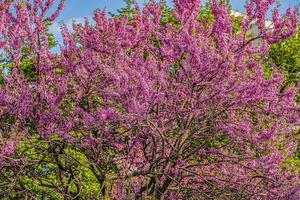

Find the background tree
[[267, 27, 300, 100]]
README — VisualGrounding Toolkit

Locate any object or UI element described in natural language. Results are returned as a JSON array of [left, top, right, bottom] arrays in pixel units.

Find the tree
[[267, 27, 300, 101], [268, 27, 300, 86], [0, 0, 299, 199], [266, 23, 300, 175]]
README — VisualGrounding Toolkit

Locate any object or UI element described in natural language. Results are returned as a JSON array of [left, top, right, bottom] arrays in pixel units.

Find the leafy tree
[[0, 0, 299, 199], [268, 28, 300, 85], [267, 27, 300, 101]]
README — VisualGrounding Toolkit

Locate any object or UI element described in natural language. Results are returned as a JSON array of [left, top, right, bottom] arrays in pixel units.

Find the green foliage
[[109, 0, 136, 20], [9, 135, 102, 199], [268, 28, 300, 86], [267, 27, 300, 102]]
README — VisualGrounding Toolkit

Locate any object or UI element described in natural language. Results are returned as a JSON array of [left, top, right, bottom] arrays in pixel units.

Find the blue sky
[[53, 0, 299, 21], [49, 0, 299, 51], [54, 0, 299, 20]]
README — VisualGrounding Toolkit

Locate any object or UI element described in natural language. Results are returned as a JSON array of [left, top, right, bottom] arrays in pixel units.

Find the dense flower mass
[[0, 0, 299, 199]]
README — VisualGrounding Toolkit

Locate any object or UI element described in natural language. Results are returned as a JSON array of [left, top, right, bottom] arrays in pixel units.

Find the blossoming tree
[[0, 0, 299, 199]]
